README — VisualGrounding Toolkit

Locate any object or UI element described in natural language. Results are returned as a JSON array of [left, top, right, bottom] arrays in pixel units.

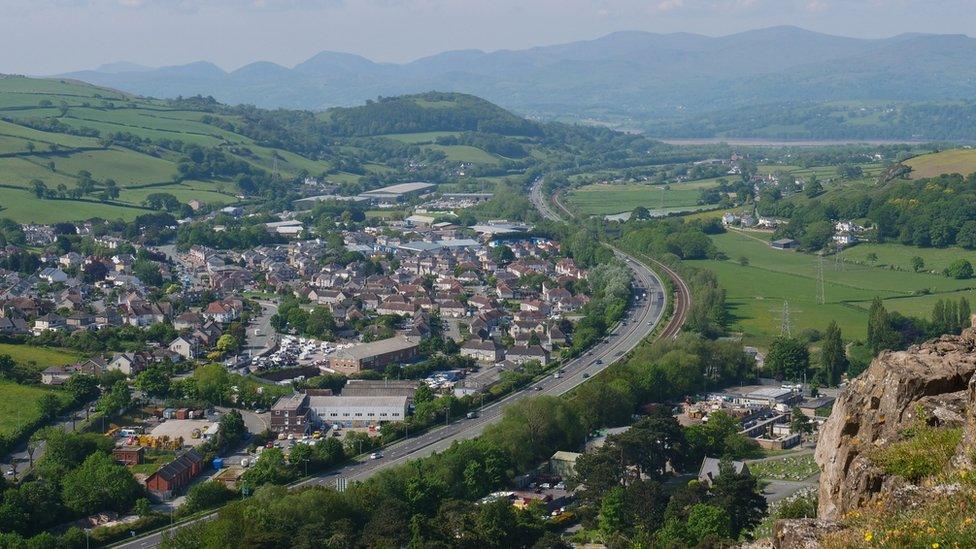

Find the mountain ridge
[[57, 26, 976, 136]]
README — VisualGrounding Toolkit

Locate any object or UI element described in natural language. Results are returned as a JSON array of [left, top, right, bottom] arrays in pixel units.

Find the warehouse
[[327, 335, 420, 374], [308, 395, 410, 427], [358, 182, 436, 204]]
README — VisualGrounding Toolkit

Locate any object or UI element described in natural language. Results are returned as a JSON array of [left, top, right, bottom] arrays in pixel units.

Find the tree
[[945, 259, 974, 280], [766, 336, 809, 381], [631, 206, 651, 220], [790, 407, 813, 435], [240, 447, 295, 490], [215, 334, 239, 354], [803, 174, 823, 198], [183, 481, 235, 514], [598, 487, 626, 537], [31, 180, 47, 199], [97, 379, 131, 414], [709, 460, 767, 538], [960, 297, 972, 331], [60, 452, 141, 514], [910, 256, 925, 272], [65, 374, 99, 404], [866, 252, 878, 263], [135, 367, 170, 399], [818, 321, 848, 386], [685, 503, 732, 545], [36, 393, 61, 422], [867, 297, 894, 354], [490, 245, 515, 264]]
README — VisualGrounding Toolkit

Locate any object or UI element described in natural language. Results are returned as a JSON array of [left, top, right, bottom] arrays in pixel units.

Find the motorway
[[117, 180, 682, 548]]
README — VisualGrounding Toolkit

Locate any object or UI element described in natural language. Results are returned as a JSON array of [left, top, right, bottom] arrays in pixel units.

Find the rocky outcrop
[[772, 519, 844, 549], [814, 330, 976, 520]]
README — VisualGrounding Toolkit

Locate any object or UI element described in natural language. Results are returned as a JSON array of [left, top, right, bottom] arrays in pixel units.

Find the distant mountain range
[[59, 26, 976, 136]]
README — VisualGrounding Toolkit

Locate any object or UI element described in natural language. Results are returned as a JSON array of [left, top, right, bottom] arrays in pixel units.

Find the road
[[542, 183, 691, 340], [117, 179, 683, 548], [245, 299, 278, 355]]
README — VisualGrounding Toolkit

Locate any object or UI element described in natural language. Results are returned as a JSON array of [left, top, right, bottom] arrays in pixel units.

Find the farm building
[[770, 238, 796, 250]]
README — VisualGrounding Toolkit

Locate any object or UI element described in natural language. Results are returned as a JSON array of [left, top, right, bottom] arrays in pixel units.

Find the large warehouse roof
[[361, 182, 435, 196]]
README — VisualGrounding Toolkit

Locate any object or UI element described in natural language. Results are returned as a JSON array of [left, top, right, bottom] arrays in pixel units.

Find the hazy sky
[[4, 0, 974, 75]]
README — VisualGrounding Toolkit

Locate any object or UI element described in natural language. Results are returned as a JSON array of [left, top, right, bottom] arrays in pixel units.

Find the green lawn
[[567, 180, 721, 216], [0, 343, 81, 372], [686, 231, 976, 347], [906, 149, 976, 179], [0, 380, 71, 437]]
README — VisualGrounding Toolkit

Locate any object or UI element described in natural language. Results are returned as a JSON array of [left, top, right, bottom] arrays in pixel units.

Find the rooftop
[[361, 182, 435, 196], [331, 336, 419, 360], [308, 395, 410, 408]]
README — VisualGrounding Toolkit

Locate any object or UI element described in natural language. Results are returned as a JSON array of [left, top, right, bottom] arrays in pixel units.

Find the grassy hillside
[[0, 77, 548, 223], [905, 149, 976, 179]]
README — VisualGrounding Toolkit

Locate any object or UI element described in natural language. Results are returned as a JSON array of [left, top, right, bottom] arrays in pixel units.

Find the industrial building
[[341, 379, 421, 398], [308, 395, 410, 427], [327, 335, 420, 374], [358, 182, 436, 204], [270, 392, 312, 436]]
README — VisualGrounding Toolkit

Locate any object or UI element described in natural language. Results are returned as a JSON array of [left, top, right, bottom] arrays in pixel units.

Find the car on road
[[466, 412, 478, 419], [369, 452, 383, 460], [595, 359, 603, 365], [582, 372, 590, 378]]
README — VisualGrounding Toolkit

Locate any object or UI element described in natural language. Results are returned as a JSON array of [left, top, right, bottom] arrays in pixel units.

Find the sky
[[3, 0, 975, 75]]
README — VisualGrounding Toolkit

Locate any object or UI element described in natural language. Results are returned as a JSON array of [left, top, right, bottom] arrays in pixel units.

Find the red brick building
[[145, 449, 204, 499]]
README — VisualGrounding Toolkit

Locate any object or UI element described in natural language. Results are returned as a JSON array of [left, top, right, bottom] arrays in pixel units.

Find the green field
[[687, 230, 976, 347], [566, 179, 722, 216], [0, 380, 71, 437], [42, 148, 178, 186], [906, 149, 976, 179], [0, 187, 147, 223], [0, 343, 81, 372], [427, 144, 499, 164], [380, 131, 461, 143], [838, 242, 976, 274]]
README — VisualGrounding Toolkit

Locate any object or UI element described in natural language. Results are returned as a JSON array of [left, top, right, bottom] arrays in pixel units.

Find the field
[[686, 230, 976, 347], [566, 179, 721, 216], [906, 149, 976, 179], [380, 131, 460, 143], [0, 76, 382, 223], [427, 144, 499, 164], [0, 343, 81, 372], [0, 380, 71, 437], [838, 242, 976, 274]]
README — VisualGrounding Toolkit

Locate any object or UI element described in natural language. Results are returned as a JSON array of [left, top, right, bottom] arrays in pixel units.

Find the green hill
[[0, 77, 573, 223]]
